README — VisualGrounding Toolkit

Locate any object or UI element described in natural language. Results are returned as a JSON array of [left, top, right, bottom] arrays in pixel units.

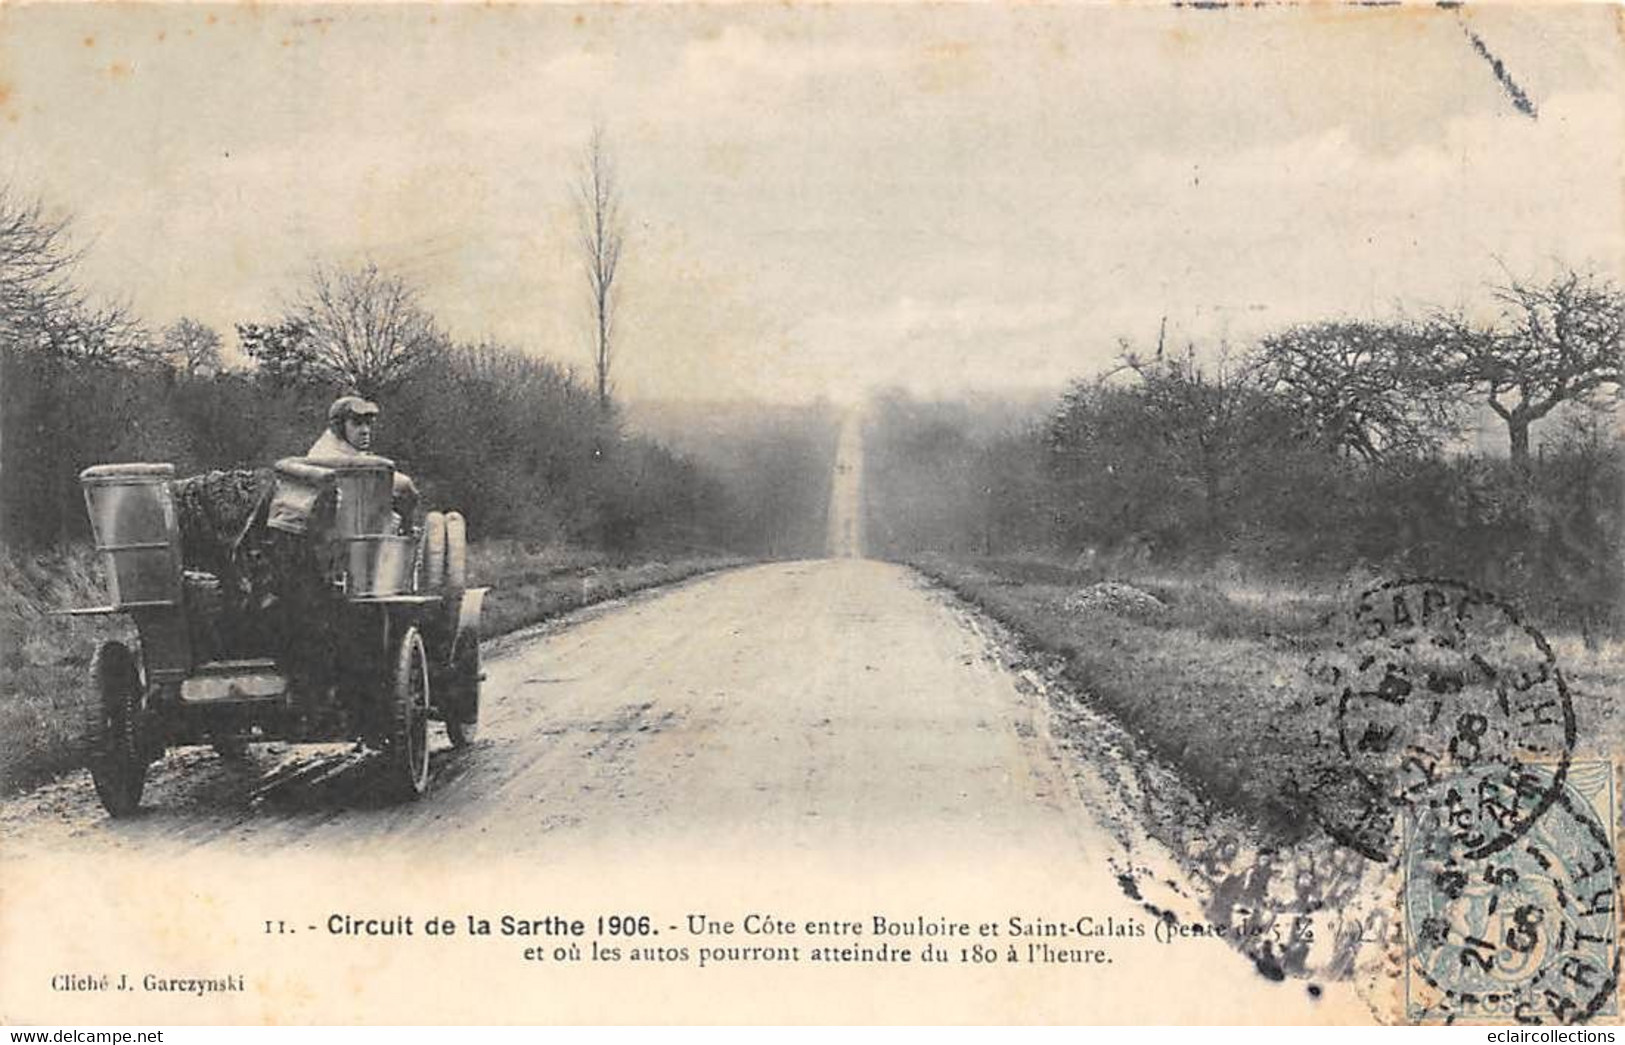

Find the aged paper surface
[[1, 0, 1621, 1026]]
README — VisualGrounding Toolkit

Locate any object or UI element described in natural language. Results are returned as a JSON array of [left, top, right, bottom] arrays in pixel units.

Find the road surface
[[0, 562, 1123, 856], [0, 560, 1365, 1023], [826, 411, 865, 558]]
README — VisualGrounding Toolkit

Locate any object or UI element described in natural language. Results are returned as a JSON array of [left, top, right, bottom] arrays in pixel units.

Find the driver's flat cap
[[328, 395, 380, 422]]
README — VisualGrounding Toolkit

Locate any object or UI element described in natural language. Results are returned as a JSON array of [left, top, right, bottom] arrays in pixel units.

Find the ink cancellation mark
[[1305, 579, 1576, 863]]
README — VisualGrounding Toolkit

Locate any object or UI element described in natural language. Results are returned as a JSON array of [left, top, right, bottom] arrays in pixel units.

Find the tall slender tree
[[575, 125, 625, 413]]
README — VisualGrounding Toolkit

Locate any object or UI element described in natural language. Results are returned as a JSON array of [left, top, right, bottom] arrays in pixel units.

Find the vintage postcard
[[1, 0, 1621, 1027]]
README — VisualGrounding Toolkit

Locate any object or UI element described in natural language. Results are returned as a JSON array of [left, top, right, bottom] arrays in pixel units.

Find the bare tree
[[237, 319, 313, 387], [575, 125, 625, 412], [0, 188, 78, 341], [0, 186, 150, 364], [37, 301, 151, 365], [1120, 346, 1294, 549], [1252, 320, 1462, 461], [1438, 270, 1624, 465], [160, 316, 223, 377], [282, 261, 440, 397]]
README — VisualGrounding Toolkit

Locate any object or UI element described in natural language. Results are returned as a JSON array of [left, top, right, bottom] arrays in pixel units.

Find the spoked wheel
[[385, 624, 432, 798], [85, 641, 149, 818], [444, 635, 481, 748]]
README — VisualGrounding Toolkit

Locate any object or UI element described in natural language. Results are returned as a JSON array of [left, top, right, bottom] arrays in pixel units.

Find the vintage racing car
[[64, 455, 486, 816]]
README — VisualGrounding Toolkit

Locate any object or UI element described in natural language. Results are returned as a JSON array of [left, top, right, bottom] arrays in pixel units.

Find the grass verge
[[909, 552, 1625, 845], [0, 540, 748, 793]]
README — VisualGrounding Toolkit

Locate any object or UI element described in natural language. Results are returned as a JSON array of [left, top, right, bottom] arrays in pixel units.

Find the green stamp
[[1405, 761, 1618, 1024]]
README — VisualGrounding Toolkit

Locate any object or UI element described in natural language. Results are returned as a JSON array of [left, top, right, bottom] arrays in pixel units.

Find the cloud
[[677, 23, 892, 93], [4, 4, 1618, 405]]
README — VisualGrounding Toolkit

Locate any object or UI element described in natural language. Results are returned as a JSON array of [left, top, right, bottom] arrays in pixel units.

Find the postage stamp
[[1292, 578, 1618, 1023], [1404, 760, 1619, 1024]]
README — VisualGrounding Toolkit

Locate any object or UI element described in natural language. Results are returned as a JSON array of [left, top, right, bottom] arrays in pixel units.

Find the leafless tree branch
[[282, 261, 441, 397]]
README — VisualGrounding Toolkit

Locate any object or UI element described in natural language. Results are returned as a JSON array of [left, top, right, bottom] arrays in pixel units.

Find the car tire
[[422, 512, 447, 591], [384, 624, 432, 799], [85, 641, 149, 818]]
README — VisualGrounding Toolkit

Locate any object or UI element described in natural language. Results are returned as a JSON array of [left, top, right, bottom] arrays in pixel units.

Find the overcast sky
[[2, 3, 1620, 403]]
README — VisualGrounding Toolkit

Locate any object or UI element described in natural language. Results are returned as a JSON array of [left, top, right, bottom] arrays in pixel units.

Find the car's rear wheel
[[85, 641, 149, 818]]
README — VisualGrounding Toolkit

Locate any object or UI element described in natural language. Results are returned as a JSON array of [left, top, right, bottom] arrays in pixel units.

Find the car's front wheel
[[383, 625, 432, 798]]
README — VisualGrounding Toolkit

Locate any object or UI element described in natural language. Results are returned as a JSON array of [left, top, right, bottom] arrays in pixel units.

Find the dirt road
[[826, 411, 865, 558], [0, 562, 1111, 856], [1, 561, 1366, 1022]]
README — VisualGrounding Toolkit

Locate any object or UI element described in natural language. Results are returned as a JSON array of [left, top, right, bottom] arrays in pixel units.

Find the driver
[[309, 395, 420, 524], [311, 395, 379, 457]]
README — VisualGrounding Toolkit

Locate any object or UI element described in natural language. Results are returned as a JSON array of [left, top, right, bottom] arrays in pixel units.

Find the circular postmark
[[1404, 763, 1618, 1025], [1304, 579, 1575, 863]]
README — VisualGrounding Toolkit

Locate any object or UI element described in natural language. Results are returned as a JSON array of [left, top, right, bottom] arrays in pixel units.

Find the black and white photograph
[[0, 0, 1620, 1027]]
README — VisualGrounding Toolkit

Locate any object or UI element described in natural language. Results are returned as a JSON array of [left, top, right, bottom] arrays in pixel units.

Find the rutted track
[[0, 561, 1358, 1021], [4, 561, 1091, 855]]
